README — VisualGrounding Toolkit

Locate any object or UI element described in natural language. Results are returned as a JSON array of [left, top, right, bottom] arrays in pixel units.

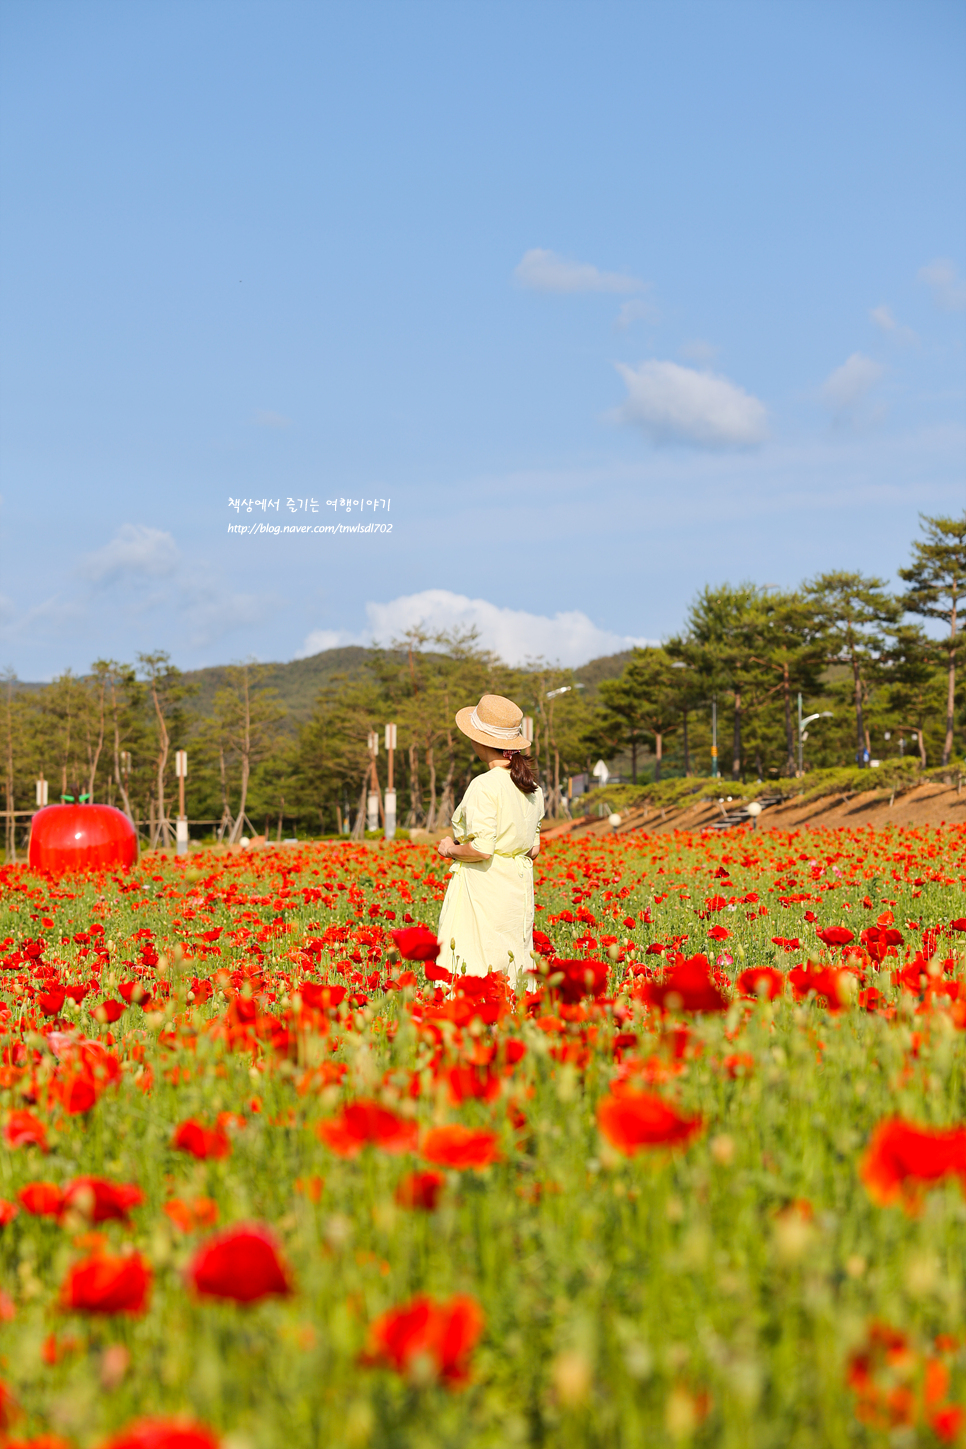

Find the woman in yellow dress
[[435, 694, 545, 991]]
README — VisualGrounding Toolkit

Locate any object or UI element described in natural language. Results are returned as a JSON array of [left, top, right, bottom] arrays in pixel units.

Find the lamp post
[[711, 697, 718, 778], [797, 694, 833, 776], [384, 723, 397, 840], [175, 750, 188, 855]]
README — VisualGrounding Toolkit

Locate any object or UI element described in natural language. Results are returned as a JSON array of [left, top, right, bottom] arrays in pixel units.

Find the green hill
[[14, 645, 634, 734]]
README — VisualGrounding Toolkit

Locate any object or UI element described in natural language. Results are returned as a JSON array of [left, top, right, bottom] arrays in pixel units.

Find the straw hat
[[455, 694, 531, 753]]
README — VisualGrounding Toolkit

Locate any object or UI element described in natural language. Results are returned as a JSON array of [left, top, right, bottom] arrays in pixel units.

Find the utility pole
[[384, 722, 397, 840], [175, 750, 188, 856], [711, 697, 718, 778], [798, 693, 803, 777]]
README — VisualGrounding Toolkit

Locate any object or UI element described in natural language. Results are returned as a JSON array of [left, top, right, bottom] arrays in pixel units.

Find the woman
[[435, 693, 544, 991]]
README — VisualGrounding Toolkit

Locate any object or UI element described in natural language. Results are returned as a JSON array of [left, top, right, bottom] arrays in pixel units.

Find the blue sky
[[1, 0, 963, 678]]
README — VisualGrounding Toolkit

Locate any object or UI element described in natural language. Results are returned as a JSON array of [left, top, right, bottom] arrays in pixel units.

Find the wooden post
[[384, 722, 397, 840]]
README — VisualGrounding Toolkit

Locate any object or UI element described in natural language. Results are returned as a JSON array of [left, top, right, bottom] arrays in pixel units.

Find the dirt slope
[[544, 777, 966, 841]]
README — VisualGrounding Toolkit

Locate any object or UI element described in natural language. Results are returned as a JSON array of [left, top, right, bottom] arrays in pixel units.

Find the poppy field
[[1, 825, 966, 1448]]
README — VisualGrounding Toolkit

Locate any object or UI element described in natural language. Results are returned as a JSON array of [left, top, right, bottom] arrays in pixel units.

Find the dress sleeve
[[460, 776, 498, 856]]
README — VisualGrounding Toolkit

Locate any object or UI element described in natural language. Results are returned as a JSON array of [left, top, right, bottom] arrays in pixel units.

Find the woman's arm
[[437, 837, 490, 862], [528, 835, 541, 861]]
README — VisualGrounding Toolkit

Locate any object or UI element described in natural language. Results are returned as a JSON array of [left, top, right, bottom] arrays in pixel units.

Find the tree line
[[1, 511, 962, 853]]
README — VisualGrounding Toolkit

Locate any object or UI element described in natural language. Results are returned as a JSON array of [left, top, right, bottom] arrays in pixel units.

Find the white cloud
[[81, 524, 180, 584], [298, 628, 349, 655], [299, 589, 653, 667], [614, 297, 658, 329], [254, 409, 292, 428], [612, 360, 767, 449], [870, 304, 917, 345], [821, 352, 884, 413], [678, 338, 719, 365], [918, 258, 966, 312], [514, 248, 642, 295]]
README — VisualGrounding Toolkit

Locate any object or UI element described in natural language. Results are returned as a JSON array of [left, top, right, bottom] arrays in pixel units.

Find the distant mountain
[[574, 650, 634, 691], [182, 647, 374, 729], [14, 645, 634, 732]]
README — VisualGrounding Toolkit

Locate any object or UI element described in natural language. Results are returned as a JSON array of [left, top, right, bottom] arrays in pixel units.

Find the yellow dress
[[436, 767, 545, 990]]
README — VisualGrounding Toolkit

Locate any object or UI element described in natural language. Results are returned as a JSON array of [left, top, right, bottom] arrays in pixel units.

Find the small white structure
[[592, 759, 610, 786]]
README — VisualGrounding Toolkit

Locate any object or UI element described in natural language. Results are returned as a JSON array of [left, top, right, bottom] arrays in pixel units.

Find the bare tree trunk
[[682, 709, 691, 776], [351, 774, 367, 840], [150, 680, 171, 846], [405, 742, 424, 827], [437, 731, 456, 829], [852, 652, 866, 765], [149, 796, 157, 849], [4, 676, 14, 864], [782, 661, 795, 776], [87, 682, 106, 804], [110, 681, 134, 821], [732, 689, 742, 780], [944, 593, 958, 766], [217, 742, 234, 841], [654, 730, 663, 784], [425, 747, 437, 831], [227, 670, 252, 844]]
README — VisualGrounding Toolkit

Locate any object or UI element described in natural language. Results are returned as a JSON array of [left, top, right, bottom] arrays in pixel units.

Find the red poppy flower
[[737, 966, 784, 1000], [707, 925, 730, 940], [597, 1090, 703, 1155], [395, 1170, 445, 1210], [362, 1293, 484, 1385], [816, 926, 855, 948], [187, 1225, 292, 1304], [61, 1251, 151, 1314], [788, 962, 854, 1009], [61, 1177, 144, 1224], [94, 999, 126, 1024], [770, 937, 801, 951], [860, 1118, 966, 1214], [18, 1182, 63, 1216], [172, 1119, 231, 1160], [317, 1101, 418, 1157], [99, 1420, 221, 1449], [951, 919, 966, 933], [532, 929, 555, 957], [4, 1110, 48, 1151], [0, 1380, 20, 1431], [421, 1125, 501, 1169], [0, 1200, 19, 1227], [390, 925, 440, 962], [164, 1197, 218, 1233], [547, 959, 608, 1004], [5, 1435, 73, 1449], [299, 982, 346, 1011], [49, 1070, 99, 1116], [37, 986, 66, 1017], [644, 954, 728, 1013]]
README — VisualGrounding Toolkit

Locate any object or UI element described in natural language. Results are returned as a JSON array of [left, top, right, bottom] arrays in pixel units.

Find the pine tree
[[898, 512, 966, 766]]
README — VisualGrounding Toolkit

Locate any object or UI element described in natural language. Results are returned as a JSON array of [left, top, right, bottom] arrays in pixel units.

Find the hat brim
[[455, 706, 530, 753]]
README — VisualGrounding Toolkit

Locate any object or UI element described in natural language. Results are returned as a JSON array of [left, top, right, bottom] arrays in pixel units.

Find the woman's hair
[[505, 750, 538, 795]]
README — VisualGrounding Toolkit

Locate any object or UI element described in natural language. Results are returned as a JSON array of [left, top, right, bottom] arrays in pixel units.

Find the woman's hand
[[437, 837, 456, 859]]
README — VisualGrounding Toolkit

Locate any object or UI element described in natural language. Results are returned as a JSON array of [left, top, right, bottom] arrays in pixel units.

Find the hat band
[[470, 707, 522, 741]]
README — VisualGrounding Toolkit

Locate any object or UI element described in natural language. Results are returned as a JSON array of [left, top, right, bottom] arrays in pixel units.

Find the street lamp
[[797, 694, 833, 776]]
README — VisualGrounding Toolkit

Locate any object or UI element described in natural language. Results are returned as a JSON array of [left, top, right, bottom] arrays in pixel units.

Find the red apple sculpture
[[28, 804, 138, 874]]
